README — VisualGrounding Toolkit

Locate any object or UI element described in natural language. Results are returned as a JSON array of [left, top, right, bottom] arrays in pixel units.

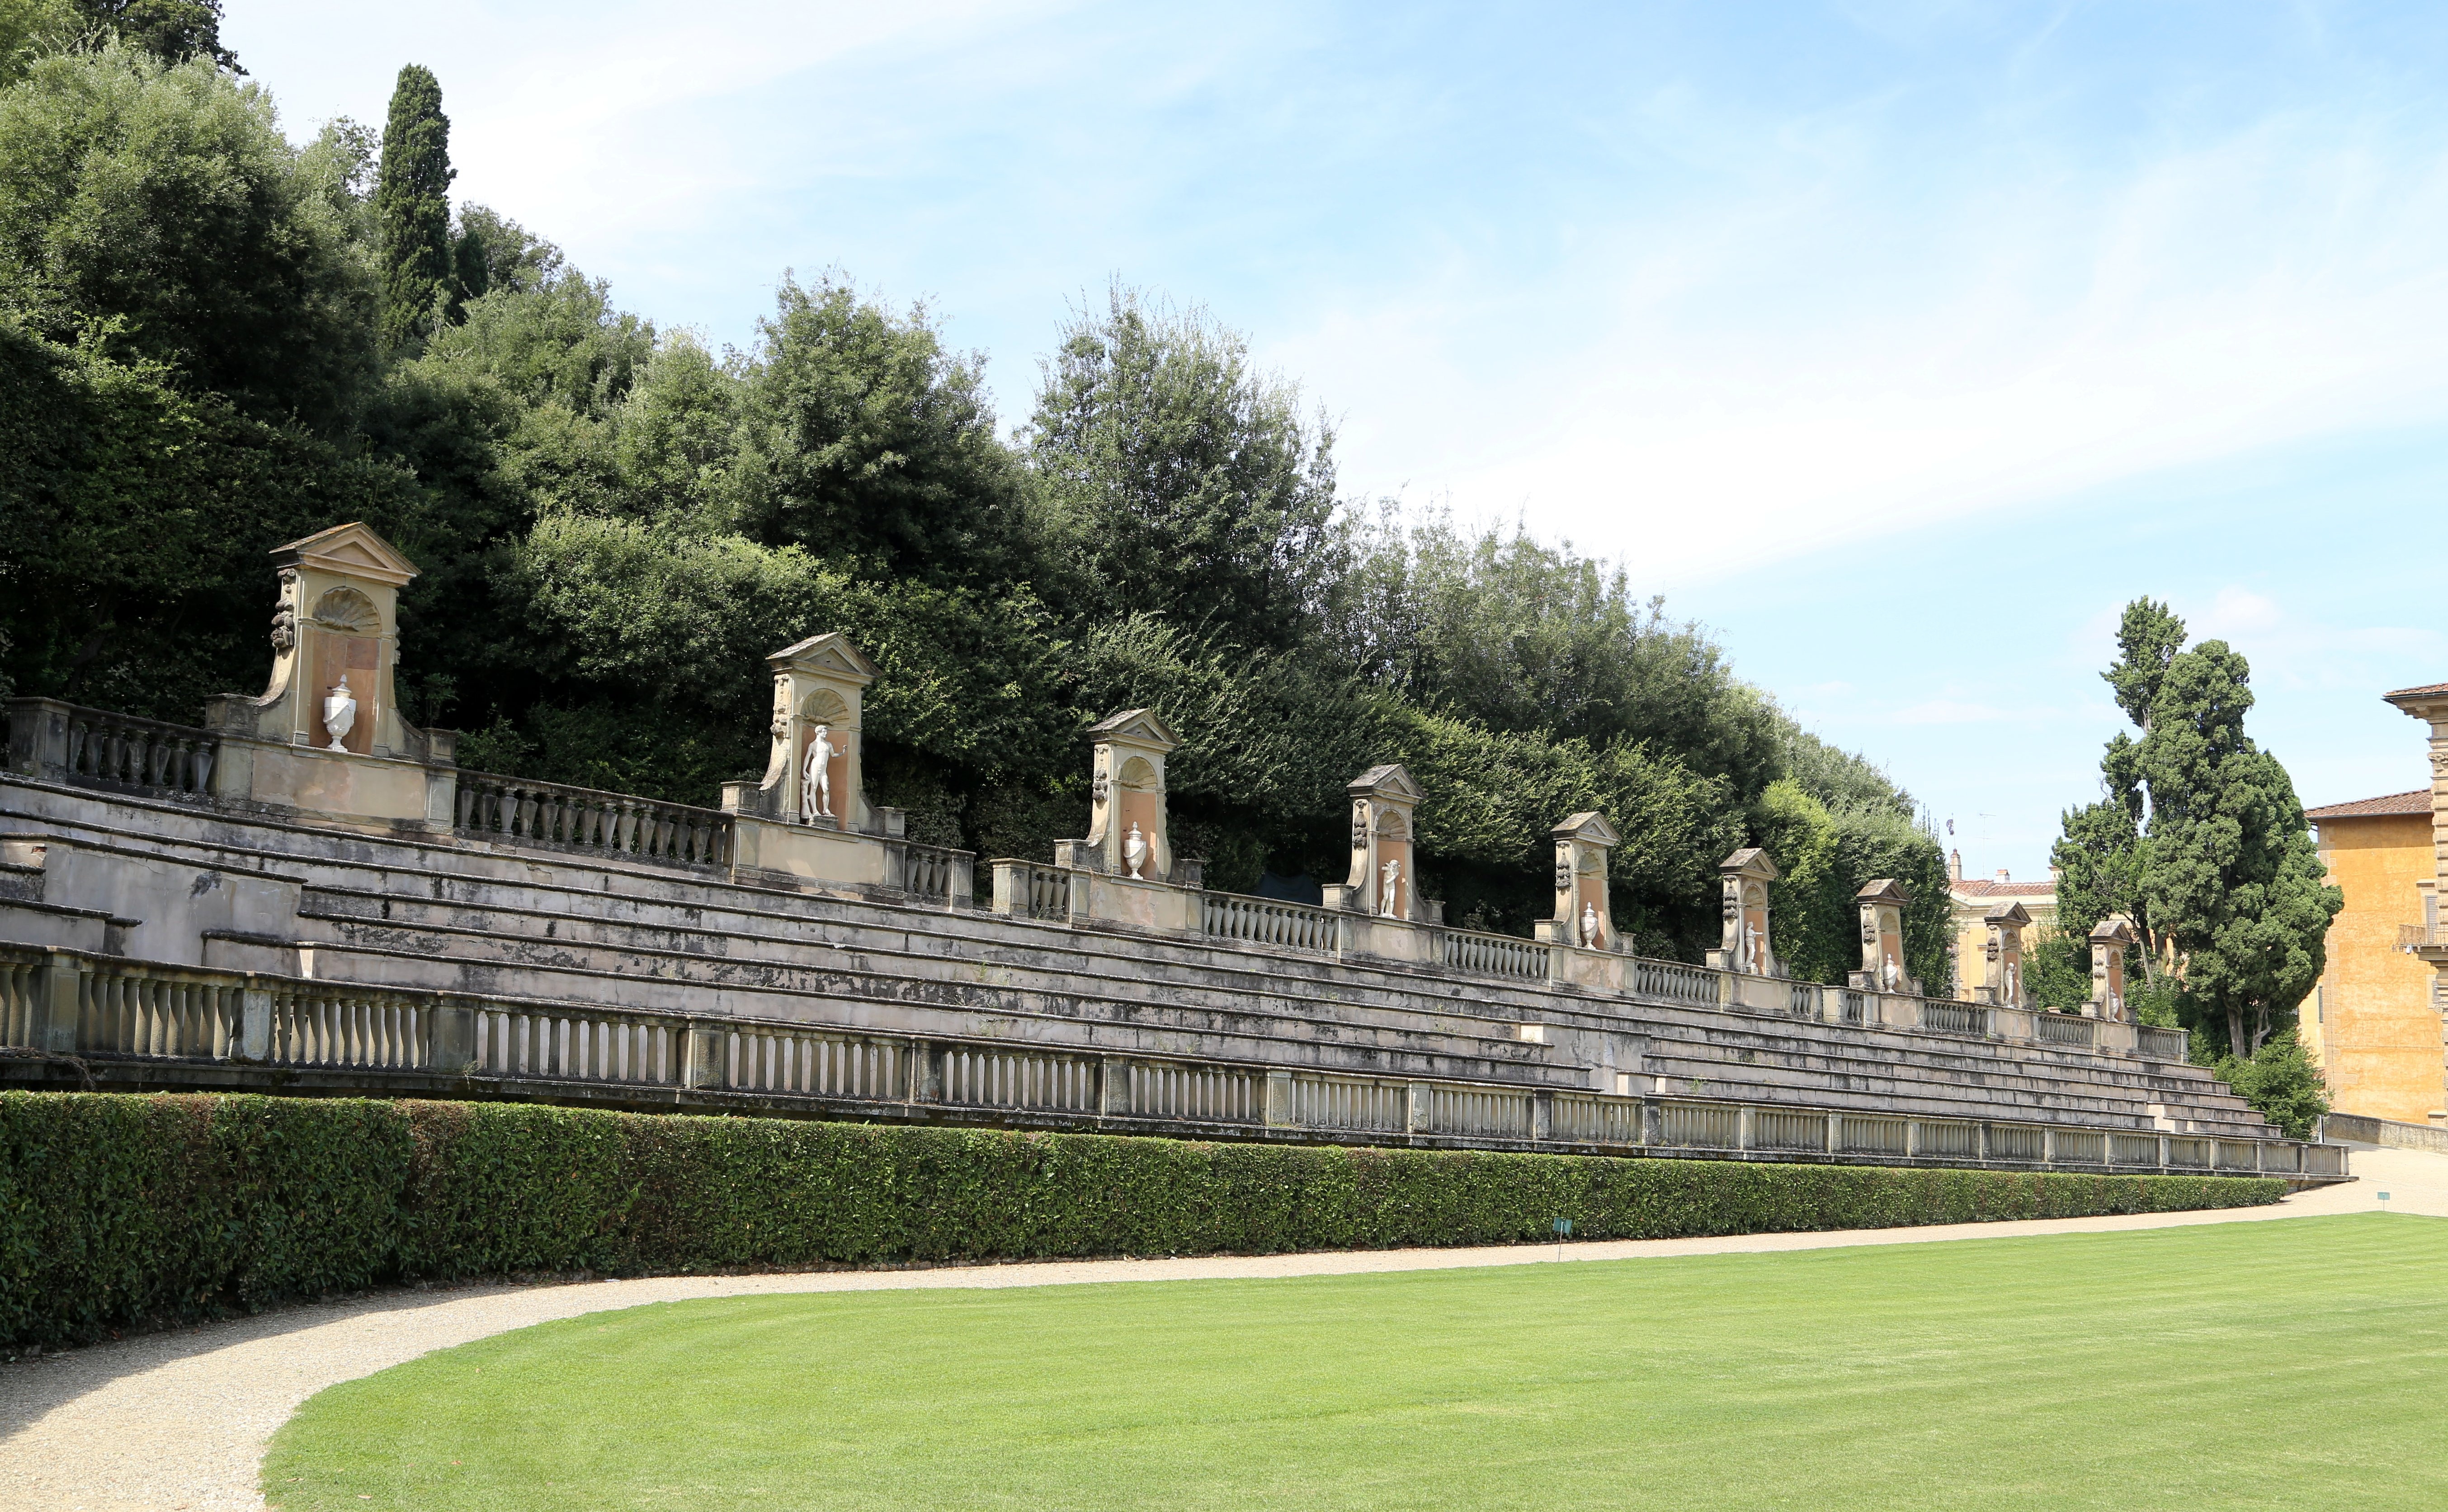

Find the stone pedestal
[[197, 523, 458, 830], [1332, 764, 1423, 922], [1704, 846, 1782, 975], [1848, 878, 1920, 997], [2088, 914, 2136, 1021]]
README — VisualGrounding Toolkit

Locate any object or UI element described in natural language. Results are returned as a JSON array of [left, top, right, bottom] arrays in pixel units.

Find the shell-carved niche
[[798, 688, 850, 725], [1375, 811, 1409, 840], [1118, 756, 1158, 791], [309, 586, 378, 634]]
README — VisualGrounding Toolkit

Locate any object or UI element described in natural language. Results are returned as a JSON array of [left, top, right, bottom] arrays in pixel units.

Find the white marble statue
[[1379, 857, 1404, 919], [2109, 990, 2124, 1021], [2005, 961, 2020, 1007], [1581, 901, 1602, 947], [1742, 918, 1761, 973], [1124, 822, 1149, 880], [321, 674, 356, 752], [1881, 956, 1900, 992], [802, 724, 836, 821]]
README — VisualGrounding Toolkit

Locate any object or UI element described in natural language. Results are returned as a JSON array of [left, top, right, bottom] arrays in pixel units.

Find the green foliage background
[[0, 1092, 2280, 1352], [0, 39, 1954, 973]]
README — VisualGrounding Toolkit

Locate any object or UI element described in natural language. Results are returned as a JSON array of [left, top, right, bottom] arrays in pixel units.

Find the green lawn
[[264, 1214, 2448, 1511]]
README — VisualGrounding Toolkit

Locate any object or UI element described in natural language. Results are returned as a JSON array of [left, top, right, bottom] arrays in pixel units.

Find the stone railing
[[455, 770, 732, 868], [1632, 957, 1723, 1007], [1787, 981, 1821, 1018], [1920, 999, 1989, 1037], [1203, 892, 1339, 953], [1838, 990, 1869, 1025], [1442, 927, 1546, 982], [0, 943, 2344, 1182], [5, 698, 219, 799], [896, 840, 973, 907], [2399, 923, 2447, 948], [2034, 1012, 2097, 1049], [2137, 1026, 2188, 1061]]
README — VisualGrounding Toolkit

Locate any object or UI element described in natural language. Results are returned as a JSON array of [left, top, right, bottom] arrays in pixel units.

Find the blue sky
[[226, 1, 2448, 879]]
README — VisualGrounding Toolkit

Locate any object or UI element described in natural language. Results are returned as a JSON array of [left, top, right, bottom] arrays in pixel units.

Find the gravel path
[[4, 1148, 2428, 1512]]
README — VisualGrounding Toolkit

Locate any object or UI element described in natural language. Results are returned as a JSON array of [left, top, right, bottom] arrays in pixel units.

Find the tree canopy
[[0, 44, 1950, 973], [2052, 599, 2342, 1059]]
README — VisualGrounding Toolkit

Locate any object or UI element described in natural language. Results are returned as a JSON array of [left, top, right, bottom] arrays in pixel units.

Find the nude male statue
[[1379, 857, 1404, 919], [802, 724, 836, 821]]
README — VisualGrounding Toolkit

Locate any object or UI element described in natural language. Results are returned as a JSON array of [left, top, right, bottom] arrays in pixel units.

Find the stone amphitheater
[[0, 524, 2344, 1186]]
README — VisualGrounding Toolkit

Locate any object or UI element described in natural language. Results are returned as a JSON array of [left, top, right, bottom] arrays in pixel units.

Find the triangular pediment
[[1349, 763, 1423, 802], [1719, 845, 1779, 881], [1088, 707, 1180, 752], [2088, 914, 2137, 944], [272, 522, 420, 586], [1553, 811, 1621, 847], [1855, 877, 1911, 903], [1983, 900, 2032, 927], [769, 632, 880, 684]]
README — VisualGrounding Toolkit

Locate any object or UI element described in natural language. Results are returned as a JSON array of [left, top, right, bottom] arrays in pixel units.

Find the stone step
[[0, 780, 2276, 1140]]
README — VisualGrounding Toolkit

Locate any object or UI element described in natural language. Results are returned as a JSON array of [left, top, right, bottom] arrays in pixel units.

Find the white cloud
[[1297, 92, 2448, 591]]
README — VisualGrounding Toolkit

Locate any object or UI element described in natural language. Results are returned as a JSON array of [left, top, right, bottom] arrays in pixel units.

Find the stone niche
[[752, 632, 882, 834], [2089, 914, 2135, 1020], [1706, 847, 1782, 975], [1327, 764, 1424, 922], [1537, 812, 1621, 950], [1066, 709, 1179, 881], [1978, 900, 2031, 1008], [1849, 878, 1919, 996], [202, 523, 455, 826]]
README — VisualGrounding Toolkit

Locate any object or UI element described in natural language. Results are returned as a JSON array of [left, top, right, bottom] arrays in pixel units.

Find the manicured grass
[[264, 1214, 2448, 1511]]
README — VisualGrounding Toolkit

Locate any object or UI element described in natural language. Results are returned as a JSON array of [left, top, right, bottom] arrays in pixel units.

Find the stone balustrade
[[455, 770, 734, 868], [0, 695, 2214, 1075], [0, 942, 2346, 1182], [6, 699, 220, 799]]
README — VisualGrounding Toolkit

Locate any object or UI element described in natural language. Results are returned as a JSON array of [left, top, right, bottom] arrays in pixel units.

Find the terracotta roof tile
[[2385, 681, 2448, 699], [2305, 789, 2434, 819], [1948, 878, 2058, 900]]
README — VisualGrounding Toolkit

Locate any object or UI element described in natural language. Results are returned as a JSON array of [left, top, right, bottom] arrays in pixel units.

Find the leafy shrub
[[0, 1093, 2284, 1352]]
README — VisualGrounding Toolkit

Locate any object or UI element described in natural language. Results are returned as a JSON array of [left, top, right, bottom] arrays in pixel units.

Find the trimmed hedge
[[2, 1093, 2283, 1350]]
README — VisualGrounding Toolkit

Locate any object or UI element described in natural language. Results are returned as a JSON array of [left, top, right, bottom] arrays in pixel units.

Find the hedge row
[[0, 1093, 2283, 1350]]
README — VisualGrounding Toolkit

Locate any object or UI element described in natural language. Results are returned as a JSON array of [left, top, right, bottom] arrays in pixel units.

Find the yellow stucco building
[[2299, 772, 2445, 1120], [1948, 853, 2057, 1002]]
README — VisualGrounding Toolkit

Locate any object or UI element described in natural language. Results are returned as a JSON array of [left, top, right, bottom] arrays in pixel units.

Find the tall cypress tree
[[2054, 599, 2342, 1059], [374, 64, 455, 351]]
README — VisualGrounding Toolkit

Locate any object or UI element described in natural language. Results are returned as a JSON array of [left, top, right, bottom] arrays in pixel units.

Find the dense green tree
[[373, 64, 453, 351], [0, 46, 377, 430], [2213, 1031, 2330, 1140], [1027, 284, 1340, 652], [70, 0, 233, 68], [2052, 600, 2184, 984], [1749, 779, 1952, 990], [2138, 638, 2340, 1058], [2053, 600, 2342, 1059], [0, 316, 418, 712], [736, 274, 1033, 583], [1333, 512, 1786, 796]]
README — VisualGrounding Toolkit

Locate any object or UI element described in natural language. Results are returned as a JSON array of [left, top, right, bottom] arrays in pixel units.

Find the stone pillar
[[1705, 848, 1782, 975], [1080, 709, 1181, 881], [1538, 812, 1622, 950], [2089, 914, 2136, 1021], [1330, 764, 1424, 921], [1849, 879, 1918, 996], [1977, 900, 2031, 1008], [2383, 682, 2448, 1116], [751, 632, 881, 833]]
